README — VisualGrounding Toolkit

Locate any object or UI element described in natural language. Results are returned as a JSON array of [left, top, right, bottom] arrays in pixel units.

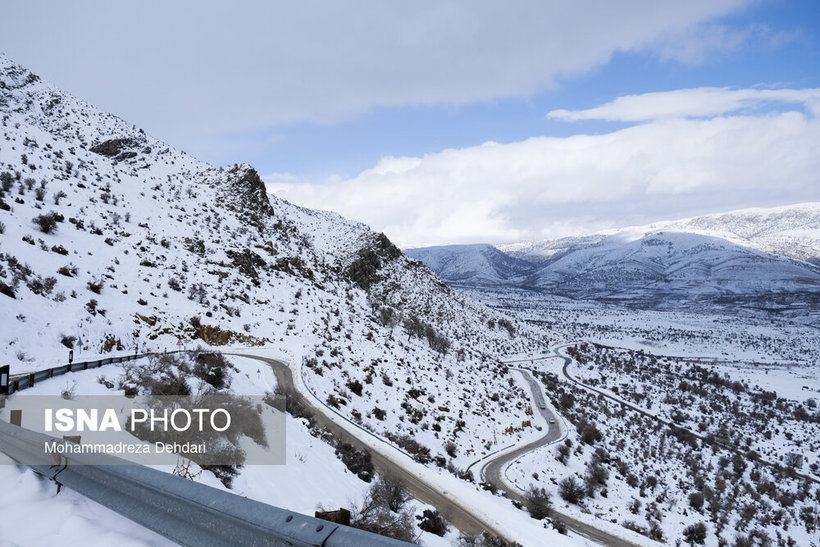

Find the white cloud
[[270, 89, 820, 247], [548, 87, 820, 122], [0, 0, 751, 155]]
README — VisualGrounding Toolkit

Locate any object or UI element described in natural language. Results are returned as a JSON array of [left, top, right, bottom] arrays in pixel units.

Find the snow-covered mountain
[[662, 203, 820, 265], [412, 206, 820, 310], [520, 230, 820, 308], [504, 203, 820, 266], [404, 243, 536, 286], [0, 55, 548, 470]]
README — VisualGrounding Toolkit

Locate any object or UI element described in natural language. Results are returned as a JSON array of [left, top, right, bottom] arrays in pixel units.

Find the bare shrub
[[58, 264, 78, 277], [558, 476, 585, 504], [192, 350, 232, 390], [556, 443, 571, 464], [457, 532, 520, 546], [349, 479, 417, 543], [370, 476, 409, 513], [32, 211, 62, 234], [61, 380, 77, 400], [274, 383, 312, 420], [682, 522, 707, 545], [335, 443, 374, 482], [524, 486, 551, 520], [418, 509, 448, 536], [87, 278, 104, 294], [689, 491, 705, 511]]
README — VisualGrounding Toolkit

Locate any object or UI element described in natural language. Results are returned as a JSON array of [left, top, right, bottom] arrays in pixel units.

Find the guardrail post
[[29, 372, 35, 388], [0, 365, 8, 395], [315, 508, 351, 526], [10, 409, 22, 427]]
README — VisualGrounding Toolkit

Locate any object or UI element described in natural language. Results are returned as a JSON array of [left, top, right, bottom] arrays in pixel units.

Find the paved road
[[240, 352, 649, 546], [480, 368, 644, 547], [233, 354, 513, 542], [480, 369, 562, 487]]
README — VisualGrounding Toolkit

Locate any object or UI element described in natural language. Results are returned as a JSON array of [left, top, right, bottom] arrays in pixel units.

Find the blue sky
[[1, 1, 819, 246], [240, 0, 820, 182]]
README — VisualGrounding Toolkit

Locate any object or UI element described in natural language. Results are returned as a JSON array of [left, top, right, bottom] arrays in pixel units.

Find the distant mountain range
[[405, 204, 820, 310]]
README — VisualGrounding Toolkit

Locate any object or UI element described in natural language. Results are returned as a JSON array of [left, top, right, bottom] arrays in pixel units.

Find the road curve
[[232, 354, 513, 542], [480, 369, 562, 487], [480, 368, 645, 547]]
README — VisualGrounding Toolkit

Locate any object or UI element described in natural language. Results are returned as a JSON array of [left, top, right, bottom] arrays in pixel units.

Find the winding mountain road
[[238, 351, 653, 546], [479, 367, 645, 547], [231, 353, 513, 542], [480, 369, 563, 488]]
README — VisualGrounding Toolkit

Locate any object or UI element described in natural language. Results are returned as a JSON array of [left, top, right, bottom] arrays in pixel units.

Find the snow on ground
[[468, 290, 820, 546], [471, 288, 820, 367], [708, 361, 819, 402], [1, 56, 572, 545], [0, 350, 485, 546], [0, 457, 174, 547], [229, 346, 583, 547]]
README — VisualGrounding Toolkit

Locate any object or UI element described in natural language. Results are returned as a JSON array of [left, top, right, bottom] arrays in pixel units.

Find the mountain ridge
[[502, 202, 820, 265], [410, 203, 820, 310]]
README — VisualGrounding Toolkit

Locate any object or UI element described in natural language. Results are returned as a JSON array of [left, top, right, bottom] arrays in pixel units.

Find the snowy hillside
[[520, 230, 820, 308], [503, 203, 820, 266], [663, 203, 820, 265], [412, 208, 820, 310], [0, 54, 550, 478], [404, 244, 536, 286]]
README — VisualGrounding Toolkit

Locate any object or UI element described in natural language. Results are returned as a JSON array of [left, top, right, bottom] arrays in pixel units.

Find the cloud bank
[[269, 88, 820, 247], [0, 0, 750, 154], [548, 87, 820, 122]]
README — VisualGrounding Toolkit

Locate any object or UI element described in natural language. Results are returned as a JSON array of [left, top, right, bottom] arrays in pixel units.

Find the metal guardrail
[[3, 350, 184, 395], [0, 355, 412, 546]]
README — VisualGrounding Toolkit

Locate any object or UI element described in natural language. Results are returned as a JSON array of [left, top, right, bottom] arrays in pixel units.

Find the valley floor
[[469, 288, 820, 547]]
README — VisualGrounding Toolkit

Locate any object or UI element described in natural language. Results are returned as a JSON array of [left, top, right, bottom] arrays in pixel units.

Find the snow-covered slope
[[404, 244, 537, 286], [505, 203, 820, 266], [520, 230, 820, 307], [662, 202, 820, 265], [0, 54, 551, 474], [410, 206, 820, 309]]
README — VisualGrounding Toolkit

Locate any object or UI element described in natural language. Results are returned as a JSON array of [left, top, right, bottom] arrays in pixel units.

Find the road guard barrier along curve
[[0, 352, 411, 546]]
